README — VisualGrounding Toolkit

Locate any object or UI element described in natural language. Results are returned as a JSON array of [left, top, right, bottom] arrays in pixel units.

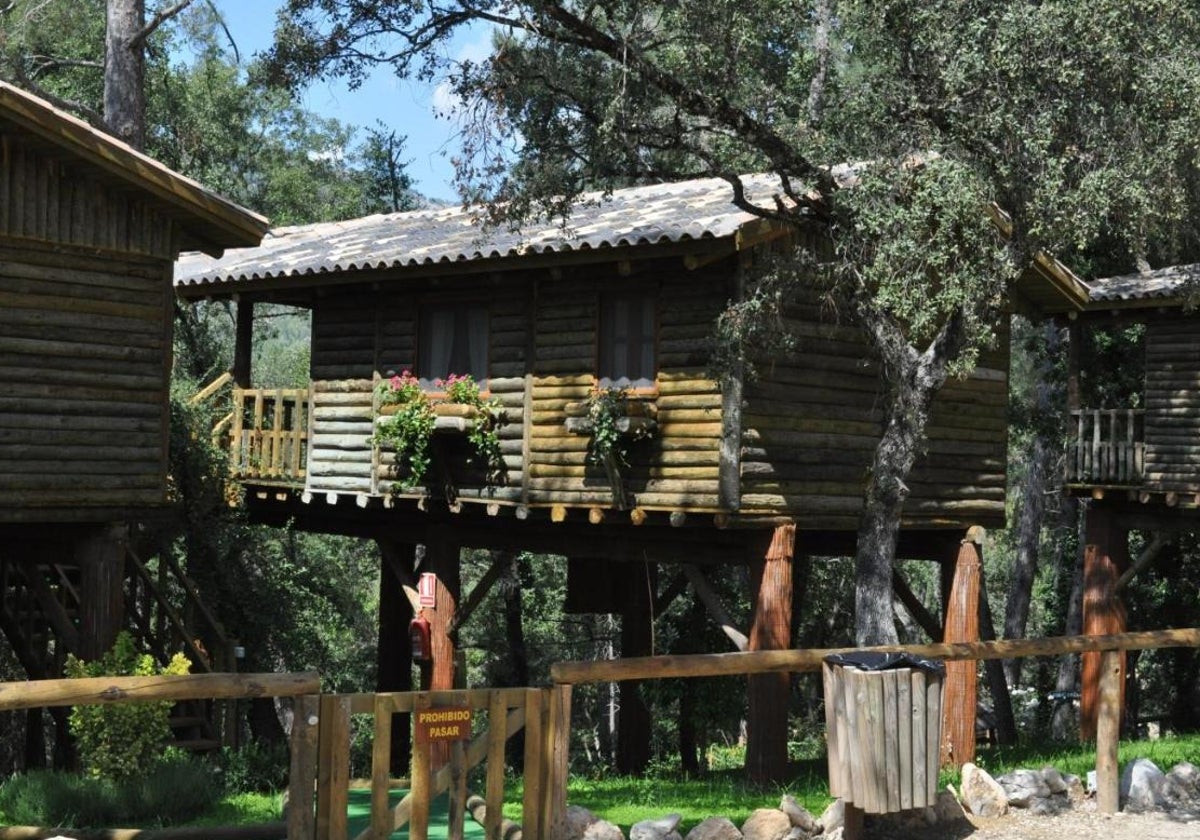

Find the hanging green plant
[[579, 386, 657, 467], [374, 371, 503, 490]]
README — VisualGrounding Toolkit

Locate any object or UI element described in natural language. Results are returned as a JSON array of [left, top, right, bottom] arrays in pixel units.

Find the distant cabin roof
[[174, 174, 795, 295], [1086, 264, 1199, 306], [0, 81, 268, 256]]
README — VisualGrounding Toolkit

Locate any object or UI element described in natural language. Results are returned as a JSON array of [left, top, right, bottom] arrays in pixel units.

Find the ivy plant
[[374, 371, 503, 489], [584, 386, 654, 467]]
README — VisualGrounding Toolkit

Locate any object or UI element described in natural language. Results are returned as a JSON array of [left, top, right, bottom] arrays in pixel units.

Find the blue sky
[[207, 1, 491, 203]]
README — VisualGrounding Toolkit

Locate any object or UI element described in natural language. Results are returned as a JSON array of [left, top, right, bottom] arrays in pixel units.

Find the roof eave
[[0, 82, 269, 252]]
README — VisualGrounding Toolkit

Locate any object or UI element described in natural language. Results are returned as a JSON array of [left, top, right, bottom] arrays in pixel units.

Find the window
[[419, 303, 489, 388], [598, 292, 656, 389]]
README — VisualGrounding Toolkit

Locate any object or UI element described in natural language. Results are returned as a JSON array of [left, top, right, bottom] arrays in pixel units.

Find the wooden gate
[[288, 687, 572, 840]]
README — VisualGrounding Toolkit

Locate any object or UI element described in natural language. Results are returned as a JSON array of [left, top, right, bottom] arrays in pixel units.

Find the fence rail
[[228, 387, 311, 482], [1069, 408, 1144, 485]]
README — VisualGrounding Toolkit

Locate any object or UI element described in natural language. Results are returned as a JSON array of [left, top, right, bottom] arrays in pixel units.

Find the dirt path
[[869, 799, 1200, 840]]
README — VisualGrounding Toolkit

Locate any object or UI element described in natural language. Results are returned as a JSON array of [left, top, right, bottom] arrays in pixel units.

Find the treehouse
[[176, 174, 1027, 777], [1023, 262, 1200, 738], [0, 82, 267, 762]]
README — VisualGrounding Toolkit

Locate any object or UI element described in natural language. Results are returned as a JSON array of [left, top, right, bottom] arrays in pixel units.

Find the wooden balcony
[[1068, 408, 1144, 487], [221, 387, 310, 484]]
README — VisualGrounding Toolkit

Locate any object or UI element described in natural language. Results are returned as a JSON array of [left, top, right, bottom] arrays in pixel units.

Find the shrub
[[0, 755, 219, 827], [218, 739, 290, 794], [64, 631, 191, 781]]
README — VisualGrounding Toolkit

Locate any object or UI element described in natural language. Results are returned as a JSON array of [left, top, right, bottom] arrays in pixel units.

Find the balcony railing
[[222, 387, 310, 482], [1068, 408, 1144, 486]]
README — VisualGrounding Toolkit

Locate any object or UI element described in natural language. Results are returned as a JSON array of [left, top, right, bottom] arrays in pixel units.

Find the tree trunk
[[1051, 497, 1086, 740], [104, 0, 146, 149], [1003, 320, 1059, 687], [746, 524, 795, 784], [978, 566, 1018, 745], [852, 300, 970, 647]]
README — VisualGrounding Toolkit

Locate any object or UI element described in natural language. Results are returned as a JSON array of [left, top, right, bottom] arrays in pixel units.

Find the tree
[[267, 1, 1200, 645]]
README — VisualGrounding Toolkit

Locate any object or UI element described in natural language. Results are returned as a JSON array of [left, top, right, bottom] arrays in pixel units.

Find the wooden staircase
[[0, 540, 235, 758]]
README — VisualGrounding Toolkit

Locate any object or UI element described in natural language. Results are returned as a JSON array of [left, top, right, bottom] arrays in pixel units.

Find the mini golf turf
[[345, 788, 486, 839]]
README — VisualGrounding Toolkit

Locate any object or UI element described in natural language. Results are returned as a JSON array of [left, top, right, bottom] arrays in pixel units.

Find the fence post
[[1096, 649, 1123, 813], [371, 694, 396, 840], [288, 694, 320, 840], [521, 688, 545, 840], [547, 684, 573, 840]]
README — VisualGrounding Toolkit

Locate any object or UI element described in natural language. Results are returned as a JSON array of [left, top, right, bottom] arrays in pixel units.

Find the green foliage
[[217, 739, 290, 795], [374, 372, 504, 489], [582, 387, 654, 467], [0, 755, 219, 828], [64, 633, 190, 781]]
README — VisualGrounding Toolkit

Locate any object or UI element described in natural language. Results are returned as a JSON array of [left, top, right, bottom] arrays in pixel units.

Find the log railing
[[228, 387, 311, 482], [551, 628, 1200, 817], [1069, 408, 1144, 485]]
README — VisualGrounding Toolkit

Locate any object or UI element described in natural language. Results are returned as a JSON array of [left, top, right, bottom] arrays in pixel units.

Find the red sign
[[418, 573, 437, 609], [414, 706, 472, 744]]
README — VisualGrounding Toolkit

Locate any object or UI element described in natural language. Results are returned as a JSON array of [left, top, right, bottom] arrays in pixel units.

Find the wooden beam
[[0, 672, 321, 711], [1081, 512, 1128, 741], [1096, 649, 1123, 813], [233, 300, 253, 389], [892, 569, 942, 641], [549, 627, 1200, 686], [683, 565, 749, 651], [653, 570, 689, 616], [1115, 532, 1171, 592], [449, 552, 509, 635]]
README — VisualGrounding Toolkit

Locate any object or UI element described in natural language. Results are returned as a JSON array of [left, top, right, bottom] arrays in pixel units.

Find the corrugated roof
[[0, 82, 268, 254], [174, 174, 793, 291], [1086, 264, 1199, 304]]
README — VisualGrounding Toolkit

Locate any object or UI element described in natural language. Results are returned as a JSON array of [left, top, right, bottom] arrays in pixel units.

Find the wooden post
[[746, 523, 795, 784], [1081, 508, 1128, 740], [547, 684, 573, 839], [941, 528, 982, 768], [378, 540, 415, 773], [616, 559, 655, 775], [77, 525, 127, 660], [288, 695, 319, 840], [1096, 648, 1123, 813], [233, 299, 254, 388]]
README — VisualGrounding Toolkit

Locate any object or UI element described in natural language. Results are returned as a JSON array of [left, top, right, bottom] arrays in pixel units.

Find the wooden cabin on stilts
[[0, 82, 268, 766], [1021, 264, 1200, 740], [176, 175, 1038, 781]]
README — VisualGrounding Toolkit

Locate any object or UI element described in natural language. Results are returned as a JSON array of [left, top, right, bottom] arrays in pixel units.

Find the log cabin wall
[[0, 138, 178, 521], [1143, 313, 1200, 494], [740, 285, 1009, 529], [302, 257, 730, 511]]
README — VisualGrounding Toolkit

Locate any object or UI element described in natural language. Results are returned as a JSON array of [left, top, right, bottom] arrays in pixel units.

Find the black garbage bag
[[823, 651, 945, 675]]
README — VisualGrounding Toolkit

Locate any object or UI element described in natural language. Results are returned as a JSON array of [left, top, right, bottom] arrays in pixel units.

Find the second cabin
[[175, 175, 1010, 533]]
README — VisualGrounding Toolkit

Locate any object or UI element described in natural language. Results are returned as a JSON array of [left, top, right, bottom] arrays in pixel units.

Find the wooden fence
[[1069, 408, 1144, 485], [287, 686, 572, 840], [225, 387, 311, 482], [551, 627, 1200, 816]]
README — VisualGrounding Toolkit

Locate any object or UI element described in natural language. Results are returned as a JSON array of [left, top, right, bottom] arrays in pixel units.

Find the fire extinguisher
[[409, 616, 432, 661]]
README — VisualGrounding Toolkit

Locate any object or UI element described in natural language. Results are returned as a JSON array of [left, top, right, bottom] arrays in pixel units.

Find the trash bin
[[822, 653, 945, 814]]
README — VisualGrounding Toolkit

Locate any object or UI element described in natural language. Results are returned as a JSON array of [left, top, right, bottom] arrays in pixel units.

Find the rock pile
[[565, 756, 1200, 840]]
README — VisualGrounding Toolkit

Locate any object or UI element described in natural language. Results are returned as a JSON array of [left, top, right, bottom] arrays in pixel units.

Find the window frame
[[595, 289, 659, 393]]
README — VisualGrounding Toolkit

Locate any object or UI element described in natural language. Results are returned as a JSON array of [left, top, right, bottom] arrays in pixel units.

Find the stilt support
[[746, 523, 795, 784], [941, 527, 982, 768], [1081, 508, 1128, 740]]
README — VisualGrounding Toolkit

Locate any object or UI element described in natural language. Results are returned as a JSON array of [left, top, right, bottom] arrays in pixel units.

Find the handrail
[[1068, 407, 1144, 485], [189, 370, 234, 406], [228, 386, 310, 482], [550, 627, 1200, 684]]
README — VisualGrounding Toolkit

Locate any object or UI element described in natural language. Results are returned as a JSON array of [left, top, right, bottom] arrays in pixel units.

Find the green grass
[[178, 792, 283, 827], [967, 732, 1200, 783]]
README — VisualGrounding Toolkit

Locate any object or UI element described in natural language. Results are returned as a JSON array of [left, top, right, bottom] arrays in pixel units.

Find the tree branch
[[131, 0, 198, 49]]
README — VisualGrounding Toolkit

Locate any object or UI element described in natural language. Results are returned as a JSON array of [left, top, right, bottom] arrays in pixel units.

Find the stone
[[1120, 757, 1166, 813], [997, 768, 1050, 807], [1063, 773, 1086, 801], [960, 762, 1010, 817], [685, 817, 742, 840], [933, 788, 967, 824], [631, 814, 683, 840], [823, 830, 843, 840], [1163, 762, 1200, 812], [779, 794, 819, 834], [567, 807, 626, 840], [818, 798, 845, 834], [1041, 766, 1069, 795], [741, 808, 792, 840]]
